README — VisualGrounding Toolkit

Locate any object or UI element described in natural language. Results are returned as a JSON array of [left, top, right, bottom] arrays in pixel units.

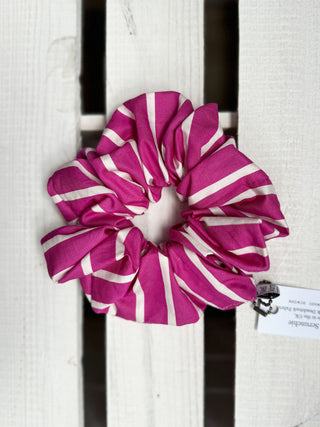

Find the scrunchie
[[41, 91, 289, 326]]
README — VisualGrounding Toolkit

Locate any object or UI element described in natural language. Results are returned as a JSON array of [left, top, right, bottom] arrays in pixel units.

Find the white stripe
[[52, 185, 115, 203], [108, 304, 117, 315], [178, 93, 187, 109], [91, 204, 105, 213], [100, 153, 116, 171], [174, 274, 219, 309], [158, 253, 176, 325], [91, 202, 140, 217], [84, 147, 95, 155], [115, 228, 132, 261], [161, 143, 166, 161], [132, 278, 145, 323], [103, 127, 126, 146], [43, 227, 93, 253], [126, 205, 146, 215], [146, 93, 170, 183], [201, 122, 224, 156], [88, 297, 112, 311], [118, 104, 135, 120], [85, 294, 117, 315], [222, 184, 275, 206], [101, 154, 144, 191], [57, 160, 103, 185], [181, 290, 203, 319], [214, 137, 236, 153], [178, 285, 203, 319], [184, 247, 247, 303], [52, 266, 73, 282], [201, 216, 262, 226], [93, 269, 136, 284], [172, 113, 193, 179], [238, 267, 255, 275], [113, 212, 131, 217], [184, 224, 267, 262], [173, 157, 184, 179], [188, 163, 260, 206], [81, 252, 93, 275], [264, 228, 280, 240], [147, 188, 156, 204], [176, 192, 186, 202], [229, 245, 268, 257], [238, 210, 288, 229], [181, 112, 194, 160], [128, 139, 155, 196], [146, 93, 157, 136], [209, 207, 226, 216], [92, 300, 111, 310], [183, 224, 266, 262], [181, 227, 216, 257]]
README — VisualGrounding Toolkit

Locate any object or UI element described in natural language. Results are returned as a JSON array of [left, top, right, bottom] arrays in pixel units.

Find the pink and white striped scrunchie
[[41, 91, 289, 326]]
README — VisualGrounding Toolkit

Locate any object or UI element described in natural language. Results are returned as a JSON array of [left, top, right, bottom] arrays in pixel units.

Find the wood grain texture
[[236, 2, 320, 426], [0, 1, 83, 426], [80, 112, 237, 131], [105, 1, 204, 426]]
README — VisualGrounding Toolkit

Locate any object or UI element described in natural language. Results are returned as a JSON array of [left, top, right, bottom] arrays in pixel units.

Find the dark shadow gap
[[81, 0, 106, 421], [204, 1, 238, 426], [81, 0, 106, 114], [205, 0, 239, 110], [82, 128, 106, 427], [205, 307, 236, 427], [83, 297, 106, 427]]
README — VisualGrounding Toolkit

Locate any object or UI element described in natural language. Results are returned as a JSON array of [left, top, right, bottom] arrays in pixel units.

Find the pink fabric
[[41, 91, 289, 325]]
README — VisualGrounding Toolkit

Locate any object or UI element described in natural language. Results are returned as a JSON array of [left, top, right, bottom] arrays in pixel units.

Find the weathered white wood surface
[[0, 1, 83, 426], [236, 2, 320, 426], [80, 112, 237, 132], [105, 1, 204, 426]]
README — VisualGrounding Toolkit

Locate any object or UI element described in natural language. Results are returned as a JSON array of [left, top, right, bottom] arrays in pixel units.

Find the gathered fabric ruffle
[[41, 91, 289, 325]]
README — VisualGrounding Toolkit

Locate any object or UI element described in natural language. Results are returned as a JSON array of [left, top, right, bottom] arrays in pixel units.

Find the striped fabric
[[41, 91, 289, 326]]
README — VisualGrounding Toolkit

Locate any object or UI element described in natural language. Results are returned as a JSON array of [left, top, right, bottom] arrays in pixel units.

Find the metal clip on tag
[[252, 280, 280, 317]]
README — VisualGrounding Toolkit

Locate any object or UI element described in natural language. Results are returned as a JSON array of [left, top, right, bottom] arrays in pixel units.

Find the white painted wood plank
[[236, 2, 320, 426], [81, 112, 237, 131], [0, 1, 83, 426], [81, 114, 107, 131], [219, 111, 237, 129], [105, 1, 204, 426]]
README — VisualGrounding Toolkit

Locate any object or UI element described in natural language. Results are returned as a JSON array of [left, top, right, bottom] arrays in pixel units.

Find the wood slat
[[0, 1, 83, 425], [105, 1, 204, 426], [80, 112, 237, 131], [236, 2, 320, 426]]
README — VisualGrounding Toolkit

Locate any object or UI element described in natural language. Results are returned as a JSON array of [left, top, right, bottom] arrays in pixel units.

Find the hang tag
[[252, 281, 280, 317], [257, 285, 320, 340]]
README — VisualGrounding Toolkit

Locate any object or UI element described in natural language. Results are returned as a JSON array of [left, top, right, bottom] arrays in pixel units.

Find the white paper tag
[[257, 285, 320, 340]]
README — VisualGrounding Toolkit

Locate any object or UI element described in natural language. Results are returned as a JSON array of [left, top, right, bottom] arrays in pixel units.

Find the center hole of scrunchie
[[131, 186, 188, 245]]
